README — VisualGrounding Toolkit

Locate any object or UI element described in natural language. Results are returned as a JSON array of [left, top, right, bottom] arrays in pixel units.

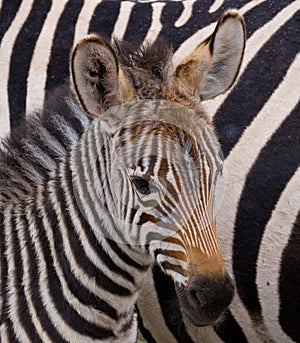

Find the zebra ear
[[71, 35, 134, 117], [175, 10, 245, 100]]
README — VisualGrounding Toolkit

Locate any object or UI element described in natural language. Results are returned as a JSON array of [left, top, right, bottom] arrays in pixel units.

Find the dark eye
[[131, 176, 150, 195]]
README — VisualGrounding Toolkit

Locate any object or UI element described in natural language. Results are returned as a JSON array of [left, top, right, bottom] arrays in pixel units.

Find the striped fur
[[0, 1, 299, 342], [0, 8, 245, 342]]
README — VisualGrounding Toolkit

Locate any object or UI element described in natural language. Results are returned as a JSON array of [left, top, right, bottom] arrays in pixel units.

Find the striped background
[[0, 1, 299, 342]]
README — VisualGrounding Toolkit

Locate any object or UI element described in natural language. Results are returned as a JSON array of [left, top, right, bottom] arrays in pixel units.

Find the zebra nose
[[182, 272, 234, 326]]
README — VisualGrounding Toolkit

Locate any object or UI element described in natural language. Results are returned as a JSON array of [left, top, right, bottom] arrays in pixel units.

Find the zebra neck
[[32, 155, 152, 337]]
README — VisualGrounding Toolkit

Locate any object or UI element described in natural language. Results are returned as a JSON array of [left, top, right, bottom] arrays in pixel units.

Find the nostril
[[187, 287, 208, 309], [186, 273, 235, 311], [188, 288, 199, 304]]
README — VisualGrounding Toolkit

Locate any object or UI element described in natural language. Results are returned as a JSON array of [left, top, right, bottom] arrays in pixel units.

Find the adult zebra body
[[0, 1, 299, 343], [0, 10, 245, 342]]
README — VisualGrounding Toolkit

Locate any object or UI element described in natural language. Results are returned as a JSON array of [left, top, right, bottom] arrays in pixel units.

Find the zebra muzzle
[[176, 271, 235, 326]]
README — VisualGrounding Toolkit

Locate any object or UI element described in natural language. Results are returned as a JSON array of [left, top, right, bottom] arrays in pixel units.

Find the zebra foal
[[0, 10, 245, 343]]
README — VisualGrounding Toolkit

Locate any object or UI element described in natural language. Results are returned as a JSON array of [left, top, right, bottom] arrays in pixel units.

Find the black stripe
[[123, 2, 153, 46], [157, 1, 227, 51], [47, 163, 119, 320], [214, 11, 299, 158], [157, 0, 295, 51], [0, 210, 8, 324], [152, 264, 194, 343], [8, 0, 52, 128], [6, 321, 21, 343], [53, 162, 132, 297], [75, 136, 129, 245], [37, 186, 115, 340], [243, 0, 295, 38], [107, 238, 149, 271], [24, 202, 69, 343], [233, 103, 300, 317], [99, 139, 115, 213], [158, 1, 195, 50], [63, 158, 135, 285], [214, 309, 249, 343], [12, 210, 42, 342], [88, 1, 121, 40], [279, 211, 300, 342], [45, 0, 83, 96], [136, 306, 158, 343], [0, 0, 22, 44]]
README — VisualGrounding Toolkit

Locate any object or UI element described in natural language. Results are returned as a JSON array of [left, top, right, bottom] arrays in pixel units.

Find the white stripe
[[209, 0, 224, 13], [19, 206, 53, 341], [175, 0, 197, 27], [33, 188, 106, 343], [257, 167, 300, 343], [238, 0, 268, 15], [141, 2, 164, 45], [219, 53, 300, 274], [46, 175, 134, 311], [173, 0, 278, 67], [73, 0, 102, 45], [26, 0, 68, 114], [65, 135, 136, 290], [43, 180, 119, 328], [112, 1, 135, 40], [205, 0, 300, 117], [185, 324, 225, 343], [216, 53, 300, 343], [137, 269, 179, 343], [0, 0, 35, 137], [0, 322, 9, 342], [4, 206, 31, 343]]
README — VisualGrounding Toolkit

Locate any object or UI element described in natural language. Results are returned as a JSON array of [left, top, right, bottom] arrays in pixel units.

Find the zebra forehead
[[115, 120, 197, 147]]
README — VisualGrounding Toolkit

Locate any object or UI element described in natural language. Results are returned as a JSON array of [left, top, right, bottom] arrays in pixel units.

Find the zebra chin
[[175, 272, 235, 327]]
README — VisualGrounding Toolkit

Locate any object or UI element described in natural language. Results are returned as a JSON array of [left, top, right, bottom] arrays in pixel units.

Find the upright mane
[[114, 38, 173, 83], [0, 84, 91, 206], [0, 39, 175, 207]]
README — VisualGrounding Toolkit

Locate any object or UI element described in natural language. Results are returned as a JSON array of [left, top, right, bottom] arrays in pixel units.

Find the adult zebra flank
[[0, 1, 299, 343], [0, 8, 246, 343]]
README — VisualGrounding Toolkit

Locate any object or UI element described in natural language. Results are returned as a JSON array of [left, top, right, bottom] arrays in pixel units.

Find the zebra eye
[[131, 176, 150, 195]]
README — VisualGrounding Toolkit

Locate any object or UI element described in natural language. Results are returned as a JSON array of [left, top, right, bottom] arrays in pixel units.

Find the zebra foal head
[[71, 10, 245, 327]]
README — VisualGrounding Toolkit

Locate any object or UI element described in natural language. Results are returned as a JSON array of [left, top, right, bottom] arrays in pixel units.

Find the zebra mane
[[114, 37, 174, 83], [0, 84, 91, 206], [0, 40, 173, 208]]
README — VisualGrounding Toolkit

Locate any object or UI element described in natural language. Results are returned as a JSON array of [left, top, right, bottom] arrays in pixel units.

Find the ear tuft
[[71, 35, 133, 117]]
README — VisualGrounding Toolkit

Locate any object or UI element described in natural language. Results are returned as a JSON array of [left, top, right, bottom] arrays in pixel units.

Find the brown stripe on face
[[115, 120, 199, 159], [157, 158, 180, 204], [164, 235, 185, 249], [160, 261, 188, 278], [170, 163, 182, 194], [199, 151, 209, 203], [136, 154, 157, 175], [137, 212, 160, 225], [158, 249, 187, 264]]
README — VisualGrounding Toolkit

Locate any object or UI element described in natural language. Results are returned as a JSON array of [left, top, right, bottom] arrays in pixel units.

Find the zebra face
[[94, 99, 233, 327], [71, 9, 245, 327]]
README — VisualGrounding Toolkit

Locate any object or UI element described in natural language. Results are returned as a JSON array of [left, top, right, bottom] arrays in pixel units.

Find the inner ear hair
[[71, 35, 120, 117], [174, 9, 246, 100]]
